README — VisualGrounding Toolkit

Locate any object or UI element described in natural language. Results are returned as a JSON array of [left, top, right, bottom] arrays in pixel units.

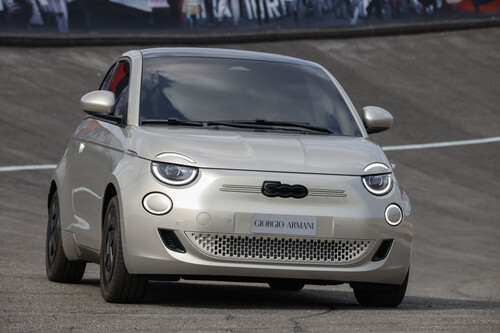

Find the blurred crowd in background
[[0, 0, 498, 32]]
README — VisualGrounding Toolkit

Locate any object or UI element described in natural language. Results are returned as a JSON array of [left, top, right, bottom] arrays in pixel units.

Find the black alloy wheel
[[102, 211, 117, 289], [45, 190, 86, 282], [353, 269, 409, 307], [47, 196, 60, 267], [100, 196, 147, 303]]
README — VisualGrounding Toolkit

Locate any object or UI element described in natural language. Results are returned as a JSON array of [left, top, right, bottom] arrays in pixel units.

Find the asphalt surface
[[1, 28, 500, 332]]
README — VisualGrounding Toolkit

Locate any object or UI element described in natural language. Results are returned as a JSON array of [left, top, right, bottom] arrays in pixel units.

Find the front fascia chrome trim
[[220, 184, 261, 193], [309, 189, 347, 198], [220, 184, 347, 198]]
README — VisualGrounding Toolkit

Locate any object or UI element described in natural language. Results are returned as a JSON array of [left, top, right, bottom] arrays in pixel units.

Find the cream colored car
[[45, 48, 412, 307]]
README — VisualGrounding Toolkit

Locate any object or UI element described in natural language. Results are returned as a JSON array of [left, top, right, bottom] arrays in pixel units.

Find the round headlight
[[362, 173, 393, 196], [151, 162, 198, 186]]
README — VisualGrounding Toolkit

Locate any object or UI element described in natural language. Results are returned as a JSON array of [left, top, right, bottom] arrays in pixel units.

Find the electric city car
[[45, 48, 412, 306]]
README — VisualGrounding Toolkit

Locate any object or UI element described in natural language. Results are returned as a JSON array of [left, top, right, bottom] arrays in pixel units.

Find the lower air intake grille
[[186, 232, 373, 264], [159, 229, 186, 253]]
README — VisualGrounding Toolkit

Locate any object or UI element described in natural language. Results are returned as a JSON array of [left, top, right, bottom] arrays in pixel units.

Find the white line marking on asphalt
[[0, 164, 57, 172], [382, 136, 500, 151], [0, 137, 499, 172]]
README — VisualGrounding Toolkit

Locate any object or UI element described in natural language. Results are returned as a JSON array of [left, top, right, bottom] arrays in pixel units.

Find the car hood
[[127, 127, 390, 176]]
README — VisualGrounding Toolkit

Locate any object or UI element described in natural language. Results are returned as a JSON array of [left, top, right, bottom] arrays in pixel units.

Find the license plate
[[251, 213, 317, 236]]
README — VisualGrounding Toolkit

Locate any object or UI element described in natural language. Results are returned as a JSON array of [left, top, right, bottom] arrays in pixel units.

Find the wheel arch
[[47, 179, 82, 262], [102, 183, 118, 229], [45, 178, 87, 283], [48, 180, 57, 210]]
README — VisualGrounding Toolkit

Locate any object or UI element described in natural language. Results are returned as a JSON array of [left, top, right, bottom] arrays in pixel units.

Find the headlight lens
[[151, 162, 198, 186], [362, 173, 393, 196]]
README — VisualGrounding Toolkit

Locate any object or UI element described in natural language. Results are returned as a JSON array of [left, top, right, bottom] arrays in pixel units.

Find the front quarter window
[[100, 60, 130, 118]]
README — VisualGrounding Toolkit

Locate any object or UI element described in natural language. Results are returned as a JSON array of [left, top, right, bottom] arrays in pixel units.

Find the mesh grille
[[186, 232, 373, 264]]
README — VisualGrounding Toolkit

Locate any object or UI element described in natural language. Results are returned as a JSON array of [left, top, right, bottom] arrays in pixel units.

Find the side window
[[101, 60, 130, 117], [111, 62, 130, 117], [100, 64, 117, 91], [109, 61, 130, 98]]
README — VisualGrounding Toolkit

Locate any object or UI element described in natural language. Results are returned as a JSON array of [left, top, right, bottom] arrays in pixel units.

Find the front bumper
[[119, 162, 412, 285]]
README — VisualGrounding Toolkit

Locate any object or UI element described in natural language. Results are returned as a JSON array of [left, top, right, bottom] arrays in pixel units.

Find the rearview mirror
[[362, 106, 393, 134], [81, 90, 121, 122]]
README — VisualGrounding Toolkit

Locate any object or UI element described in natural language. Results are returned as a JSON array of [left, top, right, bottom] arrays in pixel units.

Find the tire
[[353, 270, 409, 307], [268, 280, 305, 292], [45, 190, 86, 283], [100, 196, 147, 303]]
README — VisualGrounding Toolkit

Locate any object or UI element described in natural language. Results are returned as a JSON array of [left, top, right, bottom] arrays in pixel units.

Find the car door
[[69, 60, 131, 251]]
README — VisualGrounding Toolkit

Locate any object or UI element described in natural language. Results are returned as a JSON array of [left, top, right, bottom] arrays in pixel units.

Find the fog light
[[385, 204, 403, 226], [143, 192, 172, 215]]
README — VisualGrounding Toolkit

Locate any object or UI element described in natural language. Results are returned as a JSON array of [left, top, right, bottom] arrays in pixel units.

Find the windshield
[[140, 56, 362, 136]]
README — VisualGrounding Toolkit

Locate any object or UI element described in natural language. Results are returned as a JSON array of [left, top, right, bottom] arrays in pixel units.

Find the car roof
[[139, 47, 318, 67]]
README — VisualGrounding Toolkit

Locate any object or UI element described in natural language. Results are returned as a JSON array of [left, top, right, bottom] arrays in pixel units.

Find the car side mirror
[[362, 106, 393, 134], [81, 90, 122, 122]]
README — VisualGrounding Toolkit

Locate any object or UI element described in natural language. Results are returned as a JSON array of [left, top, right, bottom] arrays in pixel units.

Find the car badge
[[261, 181, 308, 199]]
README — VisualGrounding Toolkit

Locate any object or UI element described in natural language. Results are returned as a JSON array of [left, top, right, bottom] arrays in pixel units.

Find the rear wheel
[[268, 280, 305, 292], [45, 191, 86, 283], [100, 196, 147, 303], [353, 270, 409, 307]]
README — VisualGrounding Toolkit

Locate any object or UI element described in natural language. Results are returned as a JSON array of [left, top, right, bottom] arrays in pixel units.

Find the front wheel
[[45, 190, 86, 283], [100, 196, 147, 303], [352, 270, 409, 307]]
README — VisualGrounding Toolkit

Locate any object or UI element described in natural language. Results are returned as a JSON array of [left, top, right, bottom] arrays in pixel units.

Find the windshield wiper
[[141, 118, 204, 126], [206, 121, 278, 131], [224, 119, 336, 134], [141, 118, 335, 135], [142, 119, 280, 131]]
